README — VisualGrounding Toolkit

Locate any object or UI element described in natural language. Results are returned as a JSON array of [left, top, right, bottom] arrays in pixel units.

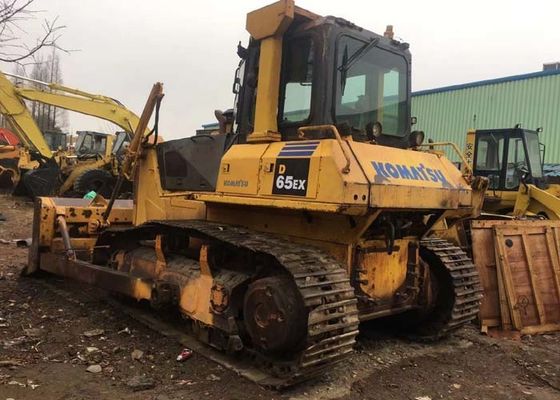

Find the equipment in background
[[465, 126, 560, 219], [0, 71, 146, 197], [444, 127, 560, 338]]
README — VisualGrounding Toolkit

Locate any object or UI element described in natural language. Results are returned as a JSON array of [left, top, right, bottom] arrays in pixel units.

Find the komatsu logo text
[[371, 161, 449, 185]]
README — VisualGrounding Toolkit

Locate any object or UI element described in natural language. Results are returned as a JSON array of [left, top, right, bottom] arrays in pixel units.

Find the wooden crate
[[471, 220, 560, 335]]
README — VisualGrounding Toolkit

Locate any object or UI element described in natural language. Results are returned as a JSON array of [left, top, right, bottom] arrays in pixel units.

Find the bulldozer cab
[[75, 131, 112, 159], [472, 128, 545, 192], [235, 13, 412, 147], [158, 5, 415, 194]]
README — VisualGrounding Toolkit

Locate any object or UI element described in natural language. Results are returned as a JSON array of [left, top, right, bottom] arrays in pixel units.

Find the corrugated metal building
[[411, 69, 560, 162]]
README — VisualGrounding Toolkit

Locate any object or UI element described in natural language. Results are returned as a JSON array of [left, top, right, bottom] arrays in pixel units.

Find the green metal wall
[[411, 70, 560, 162]]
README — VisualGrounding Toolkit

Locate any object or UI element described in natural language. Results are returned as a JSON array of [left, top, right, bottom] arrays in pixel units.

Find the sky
[[3, 0, 560, 139]]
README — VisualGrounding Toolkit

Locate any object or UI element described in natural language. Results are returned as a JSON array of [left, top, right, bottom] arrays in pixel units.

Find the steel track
[[151, 220, 360, 386], [419, 237, 483, 339]]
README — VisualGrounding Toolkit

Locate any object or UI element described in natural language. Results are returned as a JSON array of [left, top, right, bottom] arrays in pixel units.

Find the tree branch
[[0, 0, 66, 63]]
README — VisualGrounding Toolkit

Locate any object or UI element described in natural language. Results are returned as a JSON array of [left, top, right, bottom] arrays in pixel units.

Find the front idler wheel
[[243, 276, 307, 355]]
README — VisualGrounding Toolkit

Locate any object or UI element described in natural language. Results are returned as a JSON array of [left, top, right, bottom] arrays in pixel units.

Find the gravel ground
[[1, 194, 559, 400]]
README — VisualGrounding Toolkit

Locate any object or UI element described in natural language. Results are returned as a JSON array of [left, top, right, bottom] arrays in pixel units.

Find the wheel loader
[[0, 71, 145, 197], [27, 0, 488, 385], [465, 126, 560, 219]]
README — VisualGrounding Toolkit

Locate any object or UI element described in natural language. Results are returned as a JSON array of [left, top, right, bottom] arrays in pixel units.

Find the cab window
[[335, 35, 408, 137], [505, 137, 525, 189], [475, 135, 504, 171], [524, 132, 543, 179], [280, 37, 314, 123], [81, 134, 93, 152]]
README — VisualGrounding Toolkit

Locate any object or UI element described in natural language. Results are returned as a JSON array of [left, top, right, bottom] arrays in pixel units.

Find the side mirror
[[232, 65, 241, 94], [411, 116, 417, 126], [232, 59, 245, 95], [236, 42, 248, 59]]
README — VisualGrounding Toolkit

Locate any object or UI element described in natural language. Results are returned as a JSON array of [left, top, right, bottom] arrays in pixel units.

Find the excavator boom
[[4, 72, 147, 136], [0, 72, 52, 158]]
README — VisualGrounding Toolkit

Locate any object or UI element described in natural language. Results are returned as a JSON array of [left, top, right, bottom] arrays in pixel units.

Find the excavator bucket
[[21, 160, 61, 197]]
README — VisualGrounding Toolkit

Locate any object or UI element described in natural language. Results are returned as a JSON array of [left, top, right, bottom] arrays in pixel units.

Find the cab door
[[473, 131, 507, 191]]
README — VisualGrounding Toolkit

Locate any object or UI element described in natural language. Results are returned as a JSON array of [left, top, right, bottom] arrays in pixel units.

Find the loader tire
[[73, 169, 114, 198]]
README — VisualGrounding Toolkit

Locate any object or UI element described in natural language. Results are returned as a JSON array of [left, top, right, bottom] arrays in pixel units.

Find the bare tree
[[0, 0, 65, 64], [28, 49, 67, 133]]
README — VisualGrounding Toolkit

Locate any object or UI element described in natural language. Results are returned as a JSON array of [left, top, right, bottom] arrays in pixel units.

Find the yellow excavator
[[0, 71, 148, 197], [28, 0, 489, 385], [465, 126, 560, 219]]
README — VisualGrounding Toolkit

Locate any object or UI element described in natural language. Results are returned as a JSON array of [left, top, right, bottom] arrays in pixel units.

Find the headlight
[[409, 130, 425, 147]]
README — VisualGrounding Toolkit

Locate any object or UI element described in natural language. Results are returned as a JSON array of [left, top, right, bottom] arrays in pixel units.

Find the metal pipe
[[3, 71, 49, 87], [56, 215, 75, 260], [298, 124, 352, 174], [417, 141, 474, 176]]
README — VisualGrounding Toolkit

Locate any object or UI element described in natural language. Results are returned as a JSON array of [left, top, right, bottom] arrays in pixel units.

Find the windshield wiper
[[338, 38, 379, 93]]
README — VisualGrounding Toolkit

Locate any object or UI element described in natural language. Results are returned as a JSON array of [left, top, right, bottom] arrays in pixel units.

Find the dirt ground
[[1, 194, 560, 400]]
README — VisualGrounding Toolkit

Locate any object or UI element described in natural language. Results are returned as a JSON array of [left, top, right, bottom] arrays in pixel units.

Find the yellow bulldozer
[[0, 71, 148, 197], [465, 126, 560, 219], [27, 0, 490, 385]]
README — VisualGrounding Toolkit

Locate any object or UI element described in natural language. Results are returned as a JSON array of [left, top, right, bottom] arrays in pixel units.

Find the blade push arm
[[102, 82, 163, 224]]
